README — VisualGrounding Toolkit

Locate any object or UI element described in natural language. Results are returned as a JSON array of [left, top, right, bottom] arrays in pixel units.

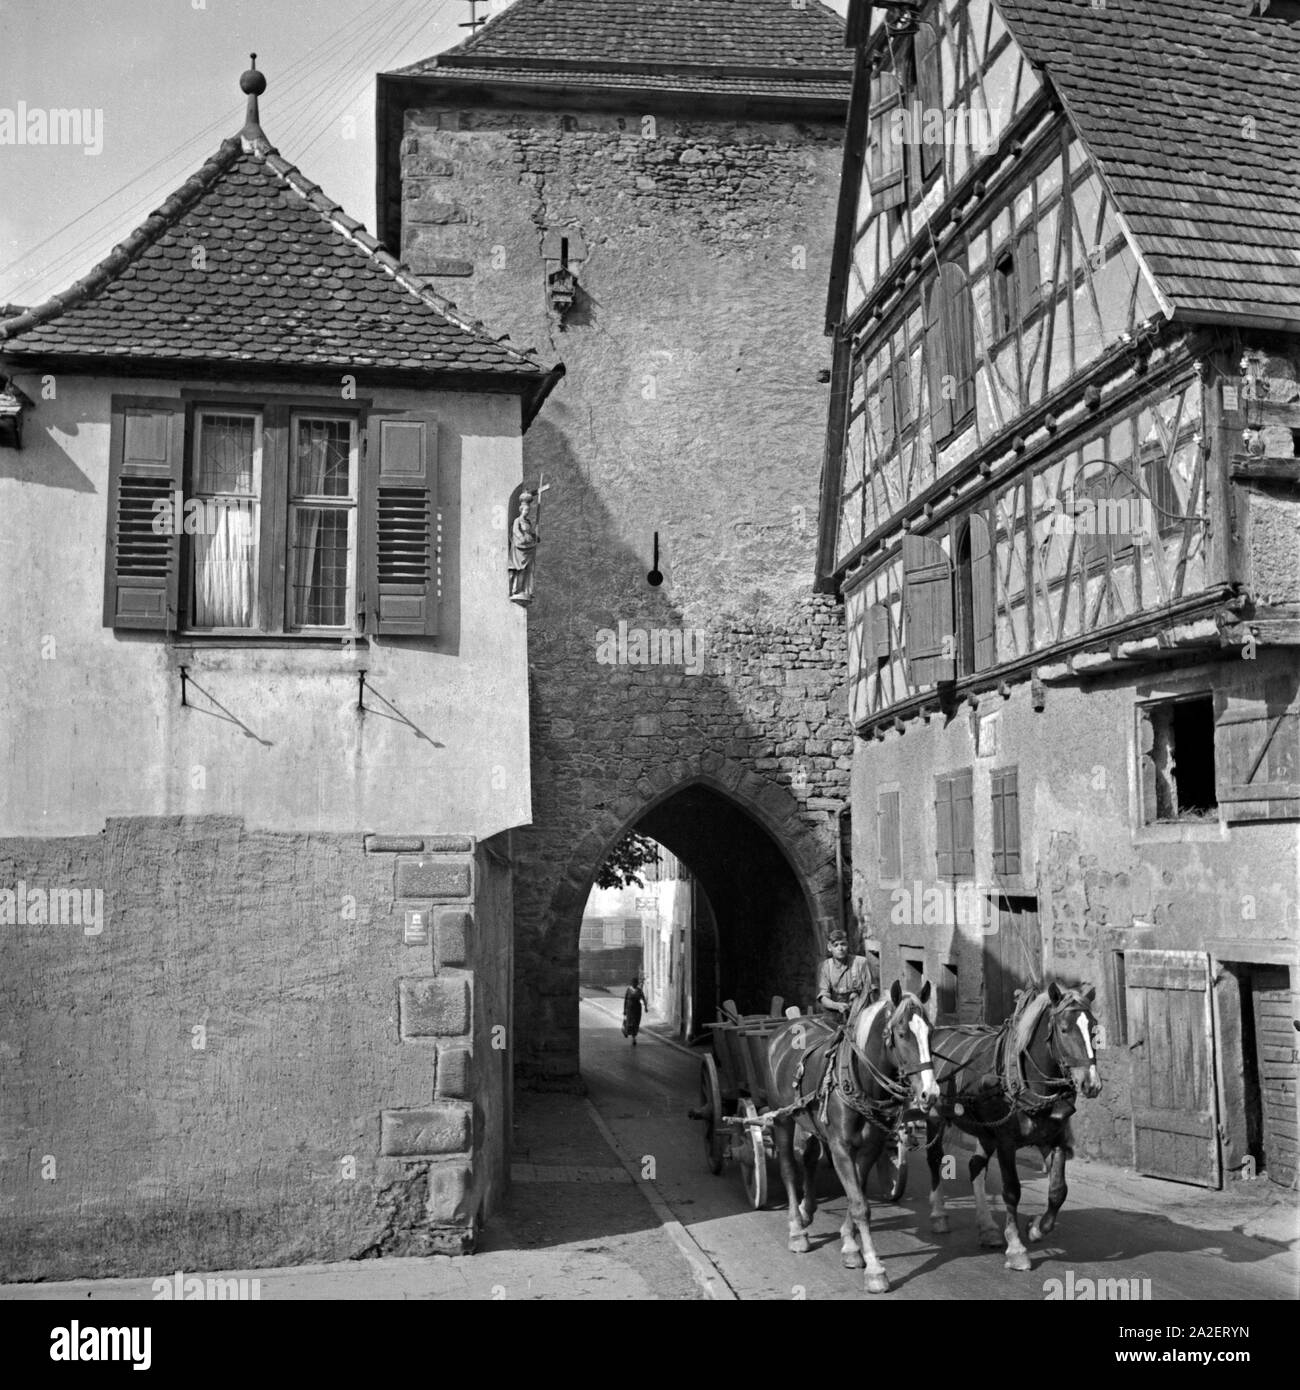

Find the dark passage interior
[[578, 782, 819, 1042]]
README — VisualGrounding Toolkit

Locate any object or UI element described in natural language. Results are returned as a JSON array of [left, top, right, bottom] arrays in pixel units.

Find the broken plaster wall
[[852, 649, 1299, 1167]]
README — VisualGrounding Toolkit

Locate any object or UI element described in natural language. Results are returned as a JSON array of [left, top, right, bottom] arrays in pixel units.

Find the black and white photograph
[[0, 0, 1297, 1341]]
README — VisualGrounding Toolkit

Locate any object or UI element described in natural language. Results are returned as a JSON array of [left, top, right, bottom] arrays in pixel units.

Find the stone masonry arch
[[548, 754, 840, 957], [524, 754, 844, 1080]]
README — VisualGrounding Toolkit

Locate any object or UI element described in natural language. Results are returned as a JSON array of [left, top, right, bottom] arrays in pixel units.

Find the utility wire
[[0, 0, 437, 300]]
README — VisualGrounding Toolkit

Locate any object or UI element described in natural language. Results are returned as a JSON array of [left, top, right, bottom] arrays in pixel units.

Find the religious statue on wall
[[508, 478, 549, 604]]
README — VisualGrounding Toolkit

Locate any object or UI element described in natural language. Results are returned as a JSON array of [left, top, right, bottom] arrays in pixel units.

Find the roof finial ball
[[241, 54, 266, 97], [240, 54, 267, 141]]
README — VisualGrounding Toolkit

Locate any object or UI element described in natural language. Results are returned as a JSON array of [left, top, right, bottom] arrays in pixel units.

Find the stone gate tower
[[377, 0, 855, 1083]]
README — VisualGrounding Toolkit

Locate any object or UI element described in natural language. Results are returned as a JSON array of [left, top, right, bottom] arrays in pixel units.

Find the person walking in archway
[[622, 975, 647, 1045]]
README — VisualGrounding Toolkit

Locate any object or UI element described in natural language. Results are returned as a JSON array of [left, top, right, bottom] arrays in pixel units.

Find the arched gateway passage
[[542, 759, 843, 1068]]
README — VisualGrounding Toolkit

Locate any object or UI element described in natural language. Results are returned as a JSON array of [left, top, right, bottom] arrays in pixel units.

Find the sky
[[0, 0, 851, 309]]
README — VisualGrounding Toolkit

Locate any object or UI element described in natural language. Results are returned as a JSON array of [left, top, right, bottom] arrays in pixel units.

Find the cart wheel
[[700, 1056, 724, 1175], [737, 1098, 769, 1209], [874, 1129, 909, 1202]]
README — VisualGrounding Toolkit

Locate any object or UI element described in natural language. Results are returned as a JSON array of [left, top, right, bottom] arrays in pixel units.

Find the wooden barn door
[[1127, 950, 1221, 1187], [983, 896, 1041, 1024], [1251, 966, 1297, 1189]]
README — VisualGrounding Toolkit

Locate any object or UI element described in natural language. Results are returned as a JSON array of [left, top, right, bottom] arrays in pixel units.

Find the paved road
[[580, 992, 1298, 1301]]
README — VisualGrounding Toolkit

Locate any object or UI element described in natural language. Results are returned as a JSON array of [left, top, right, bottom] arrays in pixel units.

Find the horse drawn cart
[[688, 999, 913, 1209]]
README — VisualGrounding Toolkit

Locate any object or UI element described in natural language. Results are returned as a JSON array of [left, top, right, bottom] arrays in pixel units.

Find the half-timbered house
[[819, 0, 1299, 1187]]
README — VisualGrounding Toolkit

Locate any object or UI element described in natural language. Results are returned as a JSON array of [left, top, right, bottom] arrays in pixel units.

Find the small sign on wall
[[977, 711, 1001, 759], [404, 909, 430, 945]]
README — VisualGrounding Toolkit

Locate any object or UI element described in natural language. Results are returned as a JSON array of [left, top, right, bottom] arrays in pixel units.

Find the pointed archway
[[525, 755, 842, 1079]]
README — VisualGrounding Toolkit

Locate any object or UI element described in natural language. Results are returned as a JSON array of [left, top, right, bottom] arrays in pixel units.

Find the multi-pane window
[[289, 417, 357, 630], [191, 410, 262, 631], [105, 396, 440, 639]]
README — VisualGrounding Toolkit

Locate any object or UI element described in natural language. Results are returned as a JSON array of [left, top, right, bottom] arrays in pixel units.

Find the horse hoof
[[788, 1234, 810, 1255], [842, 1250, 865, 1270], [865, 1272, 891, 1295], [978, 1229, 1003, 1249], [1027, 1221, 1044, 1244], [930, 1215, 950, 1235], [1004, 1251, 1032, 1273]]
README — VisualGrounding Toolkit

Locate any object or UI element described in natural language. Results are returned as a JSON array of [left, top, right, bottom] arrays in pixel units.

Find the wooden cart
[[689, 998, 913, 1208], [689, 999, 793, 1209]]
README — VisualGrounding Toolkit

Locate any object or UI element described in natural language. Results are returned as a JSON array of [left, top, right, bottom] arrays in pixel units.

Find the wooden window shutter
[[991, 767, 1022, 875], [869, 601, 891, 661], [867, 72, 906, 213], [1016, 223, 1042, 315], [103, 400, 184, 632], [941, 261, 976, 426], [935, 775, 955, 880], [364, 413, 439, 637], [1213, 678, 1300, 822], [914, 25, 943, 180], [953, 767, 975, 878], [969, 510, 996, 671], [925, 279, 953, 442], [902, 531, 955, 686], [878, 789, 902, 882], [879, 369, 896, 449]]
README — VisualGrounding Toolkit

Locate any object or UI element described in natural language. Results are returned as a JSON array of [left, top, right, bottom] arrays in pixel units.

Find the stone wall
[[0, 818, 506, 1280], [396, 96, 853, 1081]]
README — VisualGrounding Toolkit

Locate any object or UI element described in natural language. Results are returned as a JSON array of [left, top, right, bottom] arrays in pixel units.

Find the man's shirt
[[817, 955, 872, 1005]]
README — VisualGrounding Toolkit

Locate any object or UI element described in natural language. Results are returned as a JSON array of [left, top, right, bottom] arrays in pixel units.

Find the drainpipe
[[835, 804, 851, 943]]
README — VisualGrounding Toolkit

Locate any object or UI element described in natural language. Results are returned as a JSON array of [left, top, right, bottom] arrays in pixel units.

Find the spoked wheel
[[737, 1097, 769, 1209], [874, 1128, 909, 1203], [699, 1055, 725, 1176]]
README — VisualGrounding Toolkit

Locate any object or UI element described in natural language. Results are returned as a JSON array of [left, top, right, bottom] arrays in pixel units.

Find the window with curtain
[[289, 416, 357, 630], [191, 411, 261, 629]]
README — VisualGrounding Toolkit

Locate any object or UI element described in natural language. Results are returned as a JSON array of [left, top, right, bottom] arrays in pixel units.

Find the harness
[[784, 998, 918, 1135], [929, 991, 1083, 1129]]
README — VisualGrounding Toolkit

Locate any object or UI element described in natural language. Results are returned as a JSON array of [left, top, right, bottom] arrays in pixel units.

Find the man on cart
[[816, 928, 876, 1020]]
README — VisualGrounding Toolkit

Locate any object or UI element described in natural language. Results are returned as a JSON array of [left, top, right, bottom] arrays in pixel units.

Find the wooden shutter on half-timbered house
[[867, 72, 907, 214], [1126, 949, 1221, 1188], [902, 532, 955, 686], [103, 397, 185, 632], [364, 413, 439, 636], [1214, 675, 1300, 822], [969, 511, 996, 671]]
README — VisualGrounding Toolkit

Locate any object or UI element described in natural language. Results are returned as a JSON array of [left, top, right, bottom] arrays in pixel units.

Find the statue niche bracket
[[507, 477, 551, 606]]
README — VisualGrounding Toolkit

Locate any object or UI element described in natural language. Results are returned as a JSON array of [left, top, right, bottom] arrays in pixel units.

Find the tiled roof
[[391, 0, 852, 100], [994, 0, 1300, 329], [0, 123, 550, 379], [416, 64, 851, 101]]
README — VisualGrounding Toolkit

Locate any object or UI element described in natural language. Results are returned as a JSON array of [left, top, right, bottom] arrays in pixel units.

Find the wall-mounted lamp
[[0, 376, 32, 449], [542, 228, 586, 319]]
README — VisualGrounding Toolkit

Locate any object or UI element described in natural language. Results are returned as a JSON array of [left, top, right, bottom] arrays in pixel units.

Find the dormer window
[[104, 396, 437, 639]]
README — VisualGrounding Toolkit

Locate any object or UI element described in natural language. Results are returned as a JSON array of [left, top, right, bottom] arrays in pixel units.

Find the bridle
[[1020, 993, 1097, 1107]]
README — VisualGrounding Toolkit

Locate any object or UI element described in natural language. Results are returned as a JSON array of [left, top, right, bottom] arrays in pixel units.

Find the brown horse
[[767, 982, 939, 1294], [924, 982, 1102, 1270]]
